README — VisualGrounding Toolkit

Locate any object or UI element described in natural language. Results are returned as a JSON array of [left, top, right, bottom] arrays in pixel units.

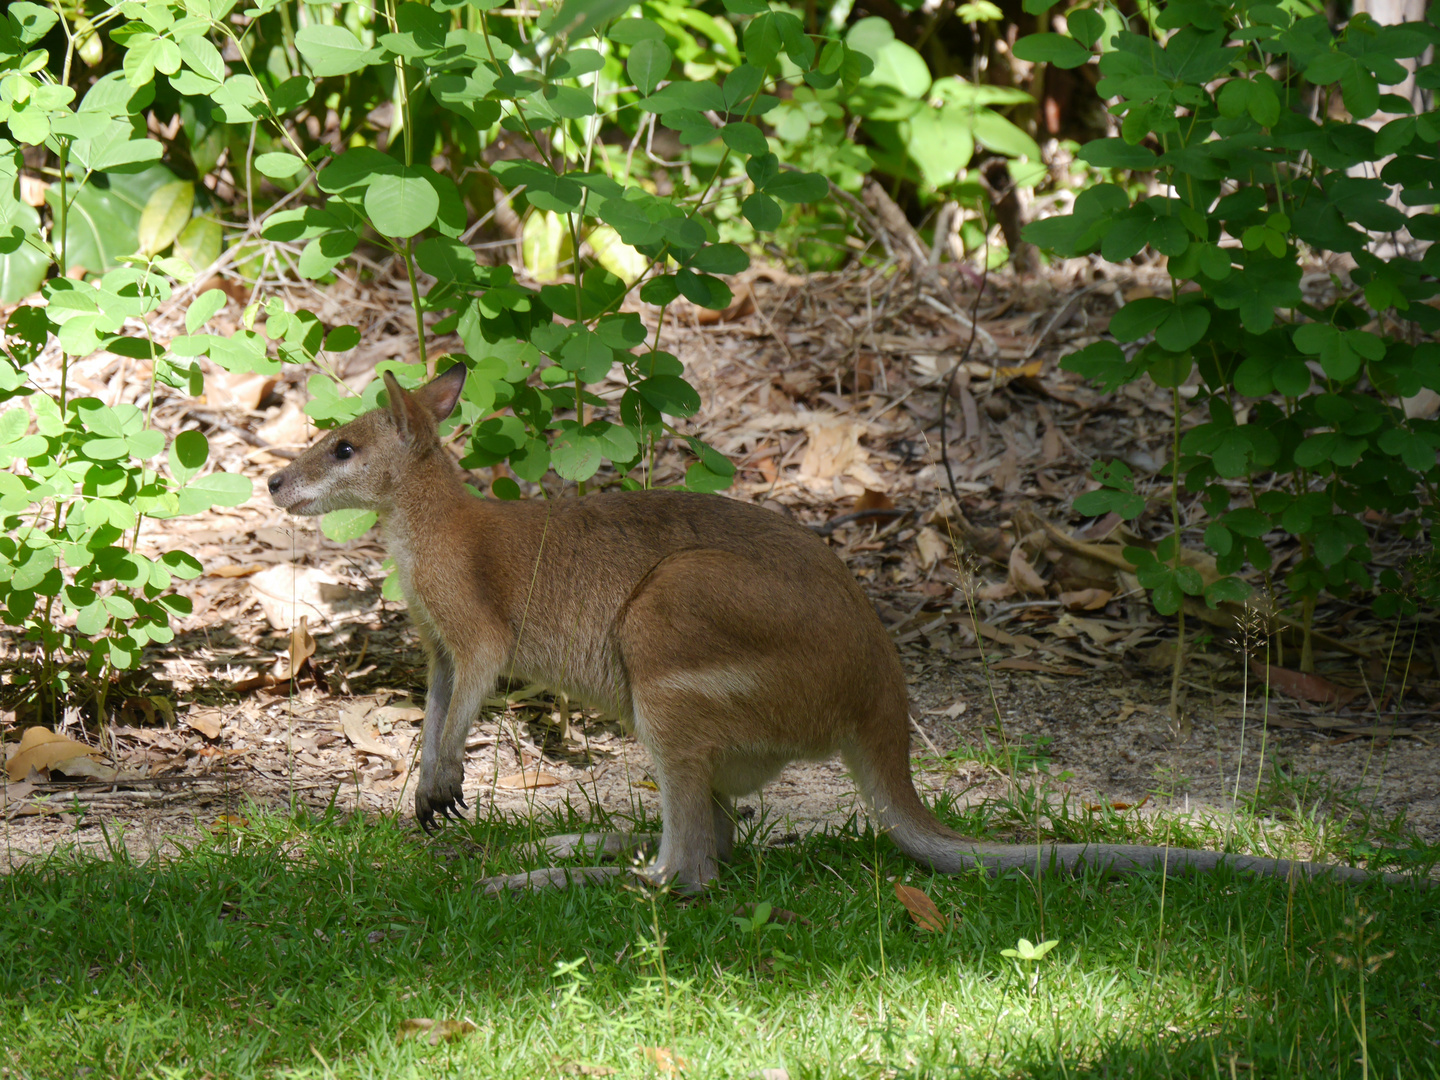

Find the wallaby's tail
[[849, 737, 1424, 888]]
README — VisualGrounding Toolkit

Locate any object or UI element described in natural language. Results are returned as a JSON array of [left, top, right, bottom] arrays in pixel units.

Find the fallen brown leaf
[[976, 581, 1016, 601], [1086, 795, 1149, 813], [50, 756, 118, 782], [914, 527, 951, 571], [495, 769, 564, 790], [1249, 661, 1362, 707], [6, 728, 102, 782], [231, 672, 283, 694], [1007, 545, 1047, 596], [209, 814, 249, 834], [204, 370, 276, 411], [207, 563, 266, 578], [894, 882, 948, 932], [288, 616, 317, 674], [853, 488, 895, 514], [0, 780, 35, 808], [639, 1047, 687, 1073], [185, 710, 224, 740], [1058, 588, 1112, 610], [341, 706, 402, 764]]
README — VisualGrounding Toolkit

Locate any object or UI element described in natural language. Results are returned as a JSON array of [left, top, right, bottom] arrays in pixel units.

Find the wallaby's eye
[[334, 440, 355, 461]]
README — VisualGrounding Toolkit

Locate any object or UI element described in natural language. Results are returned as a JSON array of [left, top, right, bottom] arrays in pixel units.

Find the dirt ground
[[3, 264, 1437, 870]]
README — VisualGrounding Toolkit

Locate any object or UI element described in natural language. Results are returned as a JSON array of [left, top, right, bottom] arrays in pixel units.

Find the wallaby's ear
[[413, 363, 467, 422], [382, 370, 434, 444]]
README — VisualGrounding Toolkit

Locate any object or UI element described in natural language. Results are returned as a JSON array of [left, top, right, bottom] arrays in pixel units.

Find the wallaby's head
[[268, 365, 467, 516]]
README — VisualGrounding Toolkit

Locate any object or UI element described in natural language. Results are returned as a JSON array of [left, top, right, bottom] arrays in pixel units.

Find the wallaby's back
[[433, 489, 907, 751]]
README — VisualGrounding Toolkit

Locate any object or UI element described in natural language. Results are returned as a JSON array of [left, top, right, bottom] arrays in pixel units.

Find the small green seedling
[[731, 901, 797, 976], [1001, 936, 1059, 995]]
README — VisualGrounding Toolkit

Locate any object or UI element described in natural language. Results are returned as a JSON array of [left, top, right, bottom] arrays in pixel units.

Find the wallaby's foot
[[636, 862, 711, 896], [480, 866, 626, 894], [415, 764, 467, 832], [519, 832, 656, 862]]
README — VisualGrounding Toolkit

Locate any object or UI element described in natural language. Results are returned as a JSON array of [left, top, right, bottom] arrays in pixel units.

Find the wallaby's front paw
[[415, 766, 467, 833]]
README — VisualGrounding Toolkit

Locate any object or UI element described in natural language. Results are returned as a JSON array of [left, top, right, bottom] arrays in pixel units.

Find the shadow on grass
[[1, 805, 1436, 1079]]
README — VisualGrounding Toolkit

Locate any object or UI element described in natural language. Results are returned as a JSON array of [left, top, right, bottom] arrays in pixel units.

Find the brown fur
[[268, 368, 1417, 892]]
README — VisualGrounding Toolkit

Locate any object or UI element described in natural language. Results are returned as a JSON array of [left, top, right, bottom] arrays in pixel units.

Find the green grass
[[1, 797, 1437, 1079]]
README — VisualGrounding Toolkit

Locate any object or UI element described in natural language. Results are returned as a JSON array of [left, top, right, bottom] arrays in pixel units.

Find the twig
[[939, 231, 991, 514]]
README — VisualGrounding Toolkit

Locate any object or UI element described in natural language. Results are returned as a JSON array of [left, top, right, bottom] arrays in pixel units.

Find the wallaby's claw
[[416, 764, 467, 832]]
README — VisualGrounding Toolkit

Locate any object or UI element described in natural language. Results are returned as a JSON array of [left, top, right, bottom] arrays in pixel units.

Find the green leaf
[[185, 289, 227, 334], [540, 85, 596, 120], [128, 428, 165, 460], [626, 38, 672, 97], [174, 216, 221, 272], [137, 180, 195, 256], [559, 329, 614, 382], [1078, 138, 1157, 169], [1204, 577, 1250, 605], [610, 19, 665, 44], [168, 429, 209, 485], [720, 121, 769, 157], [364, 171, 440, 238], [49, 165, 177, 273], [177, 35, 226, 84], [0, 202, 47, 304], [325, 325, 361, 352], [763, 171, 828, 203], [1155, 303, 1210, 352], [674, 269, 732, 309], [321, 509, 377, 541], [685, 460, 733, 492], [640, 275, 680, 306], [640, 81, 726, 114], [295, 25, 378, 77], [868, 39, 931, 97], [1067, 8, 1105, 47], [1074, 487, 1146, 518], [9, 3, 58, 44], [551, 429, 603, 482], [1013, 33, 1092, 68], [508, 437, 550, 482], [689, 243, 749, 275], [177, 470, 252, 515], [255, 152, 307, 180], [1109, 297, 1171, 342], [742, 192, 781, 231], [637, 374, 701, 417]]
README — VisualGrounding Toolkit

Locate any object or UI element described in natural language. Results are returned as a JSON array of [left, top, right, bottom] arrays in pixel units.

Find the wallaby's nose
[[267, 472, 285, 495]]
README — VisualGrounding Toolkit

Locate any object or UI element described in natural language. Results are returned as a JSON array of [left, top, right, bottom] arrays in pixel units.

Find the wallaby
[[268, 366, 1415, 892]]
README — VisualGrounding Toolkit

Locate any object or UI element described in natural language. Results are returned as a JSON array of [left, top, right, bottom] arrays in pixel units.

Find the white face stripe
[[277, 469, 342, 514]]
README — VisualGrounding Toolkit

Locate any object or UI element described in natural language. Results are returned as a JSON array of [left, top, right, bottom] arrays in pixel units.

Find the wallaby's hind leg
[[481, 866, 627, 894], [637, 759, 723, 891], [524, 831, 657, 861], [482, 791, 736, 896], [712, 793, 737, 863]]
